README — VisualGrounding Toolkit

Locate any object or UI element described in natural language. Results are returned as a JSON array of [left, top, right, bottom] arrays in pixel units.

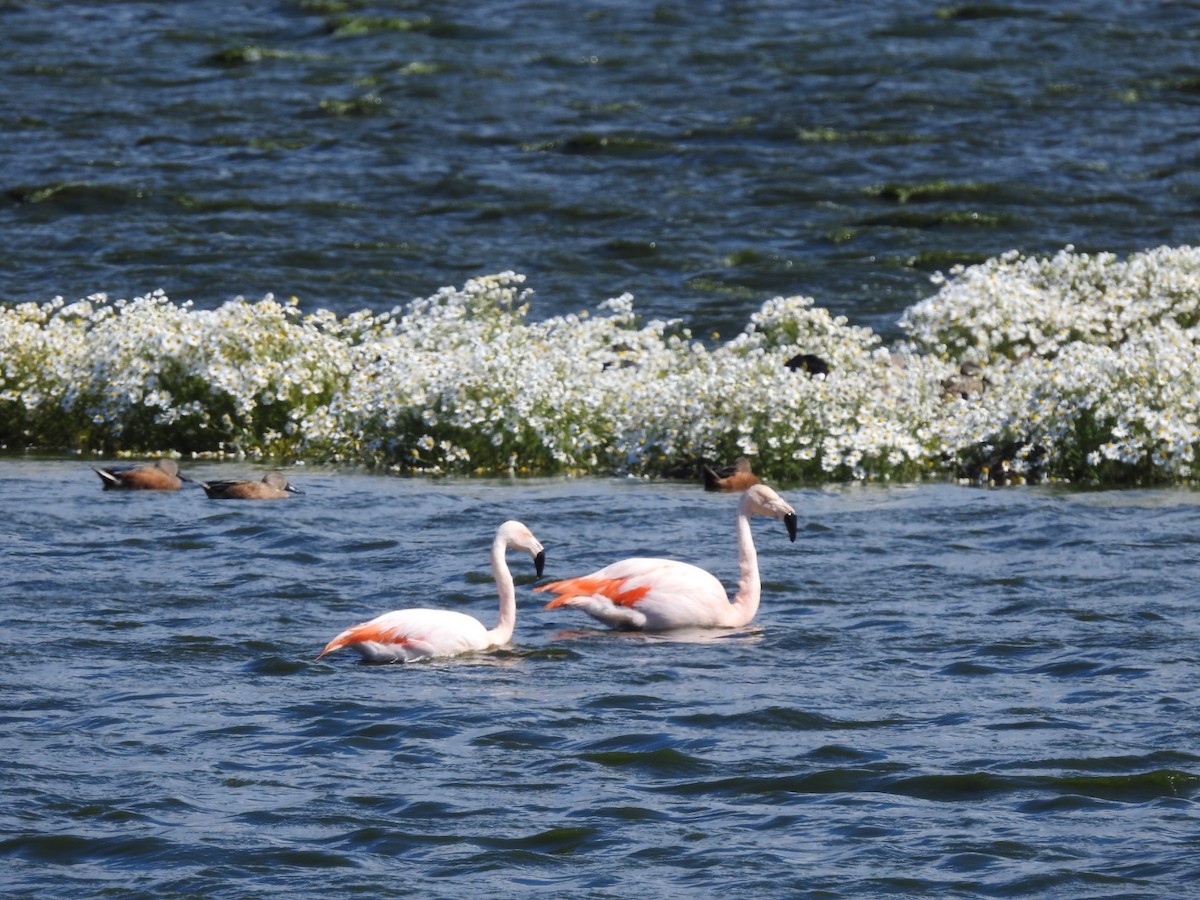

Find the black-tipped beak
[[784, 512, 798, 543], [534, 550, 546, 578], [286, 485, 305, 495]]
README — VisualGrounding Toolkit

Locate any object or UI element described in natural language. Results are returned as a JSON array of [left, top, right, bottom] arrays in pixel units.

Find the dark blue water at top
[[2, 1, 1198, 339]]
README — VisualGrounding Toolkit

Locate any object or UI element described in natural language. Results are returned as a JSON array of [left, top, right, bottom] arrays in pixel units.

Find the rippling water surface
[[5, 1, 1200, 894], [2, 460, 1198, 896], [3, 1, 1200, 337]]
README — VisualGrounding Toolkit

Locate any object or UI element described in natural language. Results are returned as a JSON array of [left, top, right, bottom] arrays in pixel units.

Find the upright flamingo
[[318, 520, 546, 663], [537, 483, 796, 631]]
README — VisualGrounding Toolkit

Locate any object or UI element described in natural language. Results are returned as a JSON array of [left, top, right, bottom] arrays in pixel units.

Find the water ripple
[[3, 465, 1199, 895]]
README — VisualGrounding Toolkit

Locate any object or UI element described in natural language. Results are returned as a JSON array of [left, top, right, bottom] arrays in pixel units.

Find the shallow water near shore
[[2, 459, 1198, 896]]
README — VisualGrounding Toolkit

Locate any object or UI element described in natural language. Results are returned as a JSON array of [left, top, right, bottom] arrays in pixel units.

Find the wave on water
[[2, 245, 1199, 486]]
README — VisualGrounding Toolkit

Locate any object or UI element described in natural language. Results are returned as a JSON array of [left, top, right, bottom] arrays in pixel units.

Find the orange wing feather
[[537, 576, 652, 609], [318, 620, 415, 658]]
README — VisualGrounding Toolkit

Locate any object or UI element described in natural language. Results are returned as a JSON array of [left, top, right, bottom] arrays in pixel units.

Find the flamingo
[[537, 483, 797, 631], [199, 471, 303, 499], [93, 457, 188, 491], [317, 520, 546, 663]]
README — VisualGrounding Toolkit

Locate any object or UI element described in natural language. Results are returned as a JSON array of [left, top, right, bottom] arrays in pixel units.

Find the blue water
[[4, 1, 1200, 895], [2, 460, 1199, 896], [3, 1, 1199, 338]]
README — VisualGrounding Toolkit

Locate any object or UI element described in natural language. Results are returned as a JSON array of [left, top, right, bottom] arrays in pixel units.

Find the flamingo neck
[[487, 536, 517, 645], [727, 501, 761, 627]]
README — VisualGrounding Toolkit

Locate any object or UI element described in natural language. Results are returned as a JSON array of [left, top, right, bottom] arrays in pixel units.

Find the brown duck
[[93, 458, 187, 491], [702, 457, 761, 493], [199, 471, 303, 500]]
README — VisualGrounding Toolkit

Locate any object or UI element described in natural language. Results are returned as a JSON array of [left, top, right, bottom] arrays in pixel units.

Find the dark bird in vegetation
[[784, 353, 830, 376], [703, 456, 761, 492], [942, 362, 989, 400]]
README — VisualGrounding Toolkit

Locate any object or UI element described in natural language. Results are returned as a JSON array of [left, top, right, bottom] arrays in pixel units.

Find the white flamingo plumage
[[318, 520, 545, 663], [536, 483, 797, 631]]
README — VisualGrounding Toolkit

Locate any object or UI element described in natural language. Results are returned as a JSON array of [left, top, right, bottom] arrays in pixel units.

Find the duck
[[93, 458, 187, 491], [702, 456, 761, 492], [199, 471, 303, 500]]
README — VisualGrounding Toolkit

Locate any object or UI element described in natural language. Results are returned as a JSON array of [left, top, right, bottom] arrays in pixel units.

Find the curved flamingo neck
[[726, 500, 761, 627], [487, 536, 517, 645]]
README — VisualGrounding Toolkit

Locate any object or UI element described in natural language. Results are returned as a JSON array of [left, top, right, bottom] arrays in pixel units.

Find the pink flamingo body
[[318, 520, 545, 663], [537, 484, 797, 631]]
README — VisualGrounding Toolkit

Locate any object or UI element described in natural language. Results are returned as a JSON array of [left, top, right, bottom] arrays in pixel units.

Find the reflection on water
[[548, 626, 766, 646]]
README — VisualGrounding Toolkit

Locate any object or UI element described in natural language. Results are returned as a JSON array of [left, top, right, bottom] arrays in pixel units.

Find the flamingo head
[[741, 483, 799, 542], [498, 520, 546, 576]]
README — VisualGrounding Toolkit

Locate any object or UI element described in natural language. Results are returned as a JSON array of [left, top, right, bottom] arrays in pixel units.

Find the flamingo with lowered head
[[537, 483, 797, 631], [318, 520, 545, 663]]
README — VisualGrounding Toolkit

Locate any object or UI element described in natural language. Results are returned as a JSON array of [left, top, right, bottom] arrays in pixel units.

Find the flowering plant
[[2, 247, 1199, 485]]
